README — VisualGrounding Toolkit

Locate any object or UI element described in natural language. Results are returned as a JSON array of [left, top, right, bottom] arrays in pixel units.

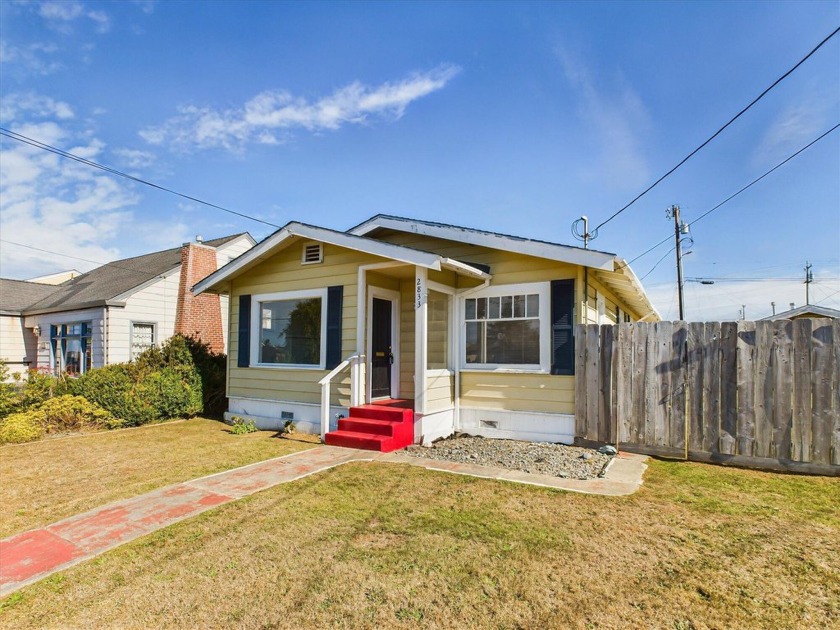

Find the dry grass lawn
[[0, 418, 317, 538], [1, 456, 837, 629]]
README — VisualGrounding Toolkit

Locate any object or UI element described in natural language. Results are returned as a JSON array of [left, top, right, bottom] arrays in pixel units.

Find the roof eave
[[349, 215, 615, 271], [22, 300, 126, 316], [194, 223, 443, 296]]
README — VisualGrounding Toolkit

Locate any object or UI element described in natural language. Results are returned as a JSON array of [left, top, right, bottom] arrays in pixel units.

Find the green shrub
[[138, 368, 202, 419], [0, 411, 44, 444], [0, 395, 121, 444], [0, 361, 18, 419], [70, 364, 156, 426], [18, 370, 70, 409], [229, 416, 258, 435], [36, 395, 123, 433]]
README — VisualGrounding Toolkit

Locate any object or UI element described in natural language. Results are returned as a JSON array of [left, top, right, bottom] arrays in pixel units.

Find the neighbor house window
[[462, 283, 550, 371], [51, 322, 93, 376], [131, 323, 156, 359], [251, 289, 327, 368]]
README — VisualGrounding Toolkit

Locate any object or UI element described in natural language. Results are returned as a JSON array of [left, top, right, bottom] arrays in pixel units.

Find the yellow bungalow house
[[194, 215, 659, 451]]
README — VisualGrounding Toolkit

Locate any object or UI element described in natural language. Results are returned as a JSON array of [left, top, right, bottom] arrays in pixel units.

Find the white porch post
[[353, 266, 366, 407], [414, 266, 428, 417]]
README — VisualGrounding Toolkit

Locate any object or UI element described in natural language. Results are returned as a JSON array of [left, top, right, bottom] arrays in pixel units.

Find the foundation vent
[[281, 411, 294, 420], [302, 243, 323, 265], [479, 419, 499, 429]]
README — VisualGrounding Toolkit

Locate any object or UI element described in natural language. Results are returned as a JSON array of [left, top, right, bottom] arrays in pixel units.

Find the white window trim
[[130, 321, 156, 360], [459, 281, 551, 373], [250, 288, 328, 370]]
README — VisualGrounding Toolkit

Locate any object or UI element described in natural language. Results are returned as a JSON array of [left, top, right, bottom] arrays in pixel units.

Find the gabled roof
[[760, 304, 840, 320], [193, 222, 491, 295], [0, 279, 63, 315], [348, 214, 617, 271], [17, 233, 251, 315]]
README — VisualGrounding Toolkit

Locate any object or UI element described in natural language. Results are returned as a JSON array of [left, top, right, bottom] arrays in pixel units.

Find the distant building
[[0, 234, 254, 379], [761, 304, 840, 321]]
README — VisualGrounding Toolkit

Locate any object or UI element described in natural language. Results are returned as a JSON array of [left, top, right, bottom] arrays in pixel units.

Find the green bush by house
[[0, 395, 121, 444], [0, 335, 227, 442]]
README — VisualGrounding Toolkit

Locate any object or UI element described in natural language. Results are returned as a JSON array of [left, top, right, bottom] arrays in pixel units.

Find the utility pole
[[804, 261, 813, 305], [667, 205, 687, 320]]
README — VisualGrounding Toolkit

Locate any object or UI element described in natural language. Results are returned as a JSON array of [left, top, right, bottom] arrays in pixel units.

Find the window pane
[[64, 339, 82, 376], [465, 298, 476, 320], [488, 296, 500, 319], [501, 296, 512, 318], [486, 320, 540, 364], [513, 295, 525, 317], [526, 294, 539, 317], [132, 324, 155, 357], [259, 298, 321, 365], [476, 297, 487, 320], [465, 321, 484, 364]]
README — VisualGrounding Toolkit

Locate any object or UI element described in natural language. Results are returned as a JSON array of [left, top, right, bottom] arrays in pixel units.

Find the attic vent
[[302, 243, 323, 265]]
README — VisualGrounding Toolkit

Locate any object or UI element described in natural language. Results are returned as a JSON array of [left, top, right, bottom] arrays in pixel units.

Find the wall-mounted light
[[32, 325, 41, 337]]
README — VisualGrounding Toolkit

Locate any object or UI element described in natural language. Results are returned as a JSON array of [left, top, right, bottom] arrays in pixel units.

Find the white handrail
[[318, 354, 364, 440]]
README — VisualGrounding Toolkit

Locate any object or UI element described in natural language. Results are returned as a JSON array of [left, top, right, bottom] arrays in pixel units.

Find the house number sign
[[415, 276, 426, 310]]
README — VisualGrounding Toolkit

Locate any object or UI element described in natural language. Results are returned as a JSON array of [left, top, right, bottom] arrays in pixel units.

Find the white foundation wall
[[226, 397, 347, 434], [416, 408, 455, 445], [108, 273, 180, 364], [458, 407, 575, 444]]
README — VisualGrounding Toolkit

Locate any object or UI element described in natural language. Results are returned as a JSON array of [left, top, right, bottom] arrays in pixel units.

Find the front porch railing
[[318, 354, 365, 440]]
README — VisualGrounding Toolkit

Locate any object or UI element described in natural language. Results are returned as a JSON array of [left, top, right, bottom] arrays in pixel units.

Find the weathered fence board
[[574, 319, 839, 476]]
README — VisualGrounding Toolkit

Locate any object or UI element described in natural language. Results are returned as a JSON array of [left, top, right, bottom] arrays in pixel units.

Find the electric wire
[[618, 122, 840, 274], [592, 26, 840, 233], [640, 245, 676, 280], [0, 128, 282, 229]]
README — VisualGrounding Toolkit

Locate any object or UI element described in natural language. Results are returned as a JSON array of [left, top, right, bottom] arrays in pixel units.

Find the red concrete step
[[325, 404, 414, 452], [349, 405, 413, 423], [324, 430, 397, 452], [338, 417, 399, 436]]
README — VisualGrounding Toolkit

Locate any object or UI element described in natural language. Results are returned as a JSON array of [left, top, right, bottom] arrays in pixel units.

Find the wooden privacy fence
[[574, 319, 840, 476]]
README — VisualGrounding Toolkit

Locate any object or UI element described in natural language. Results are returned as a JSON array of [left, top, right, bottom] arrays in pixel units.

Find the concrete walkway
[[0, 446, 647, 597]]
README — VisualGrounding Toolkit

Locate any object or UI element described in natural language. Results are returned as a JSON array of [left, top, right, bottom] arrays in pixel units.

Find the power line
[[621, 122, 840, 274], [592, 26, 840, 233], [640, 245, 676, 280], [0, 128, 281, 229]]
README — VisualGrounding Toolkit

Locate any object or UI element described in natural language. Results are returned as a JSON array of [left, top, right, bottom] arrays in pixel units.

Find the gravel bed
[[404, 435, 614, 480]]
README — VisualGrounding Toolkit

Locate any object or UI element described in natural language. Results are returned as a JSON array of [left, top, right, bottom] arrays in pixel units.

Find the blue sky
[[1, 0, 838, 320]]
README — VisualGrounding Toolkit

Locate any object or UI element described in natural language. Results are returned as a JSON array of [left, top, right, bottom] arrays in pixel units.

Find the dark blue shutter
[[50, 325, 58, 374], [237, 295, 251, 368], [80, 323, 88, 372], [550, 280, 575, 375], [325, 285, 343, 369]]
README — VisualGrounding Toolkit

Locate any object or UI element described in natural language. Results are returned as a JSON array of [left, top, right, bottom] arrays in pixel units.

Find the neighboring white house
[[0, 233, 254, 379]]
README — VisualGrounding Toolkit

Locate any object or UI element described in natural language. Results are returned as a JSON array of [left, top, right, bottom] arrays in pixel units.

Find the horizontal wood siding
[[399, 279, 415, 399], [108, 273, 180, 364], [0, 316, 37, 378], [228, 243, 385, 406], [426, 372, 454, 412], [460, 372, 575, 414]]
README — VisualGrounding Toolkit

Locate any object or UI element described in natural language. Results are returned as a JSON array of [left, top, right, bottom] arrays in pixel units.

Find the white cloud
[[113, 148, 156, 169], [753, 97, 834, 168], [0, 41, 62, 76], [140, 64, 461, 152], [0, 94, 139, 278], [34, 1, 111, 34], [0, 92, 74, 122], [644, 274, 840, 321], [557, 48, 651, 190]]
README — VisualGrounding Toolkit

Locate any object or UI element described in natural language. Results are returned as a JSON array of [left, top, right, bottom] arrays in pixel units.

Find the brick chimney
[[174, 242, 225, 353]]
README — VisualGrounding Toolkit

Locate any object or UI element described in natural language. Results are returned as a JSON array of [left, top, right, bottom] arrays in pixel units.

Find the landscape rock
[[405, 436, 614, 480]]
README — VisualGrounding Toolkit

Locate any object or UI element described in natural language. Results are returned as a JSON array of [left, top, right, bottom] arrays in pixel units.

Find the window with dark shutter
[[237, 294, 251, 368], [550, 279, 575, 375]]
